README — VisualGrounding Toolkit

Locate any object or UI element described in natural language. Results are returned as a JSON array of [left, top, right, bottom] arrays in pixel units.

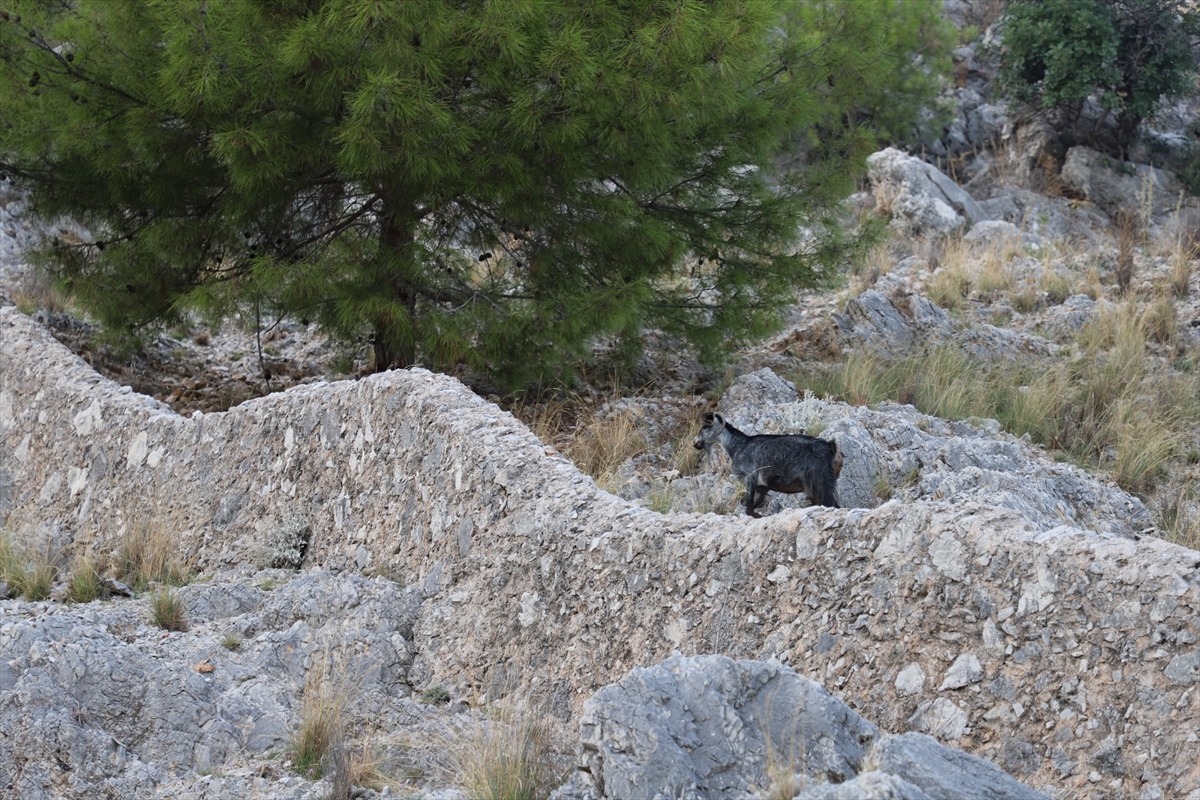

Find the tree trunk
[[1115, 111, 1140, 162], [373, 191, 419, 372]]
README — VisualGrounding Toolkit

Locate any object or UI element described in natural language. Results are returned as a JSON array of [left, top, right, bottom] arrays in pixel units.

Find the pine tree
[[0, 1, 902, 389]]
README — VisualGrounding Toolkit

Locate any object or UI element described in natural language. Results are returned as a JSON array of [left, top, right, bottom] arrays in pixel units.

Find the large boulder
[[867, 148, 987, 235], [832, 289, 1053, 361], [1059, 146, 1184, 219], [552, 654, 1047, 800]]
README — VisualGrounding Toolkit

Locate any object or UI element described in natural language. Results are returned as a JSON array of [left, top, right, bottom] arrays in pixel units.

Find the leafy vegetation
[[996, 0, 1200, 154]]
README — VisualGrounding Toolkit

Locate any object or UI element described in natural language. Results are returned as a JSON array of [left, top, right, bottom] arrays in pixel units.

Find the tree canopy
[[997, 0, 1200, 154], [0, 0, 927, 389]]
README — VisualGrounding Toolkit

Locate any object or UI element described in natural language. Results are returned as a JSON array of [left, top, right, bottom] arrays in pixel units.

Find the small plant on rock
[[419, 685, 451, 705], [220, 632, 242, 652], [150, 588, 189, 632], [252, 509, 312, 570]]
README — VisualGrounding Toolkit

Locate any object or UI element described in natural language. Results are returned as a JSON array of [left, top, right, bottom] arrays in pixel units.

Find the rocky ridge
[[3, 302, 1200, 798]]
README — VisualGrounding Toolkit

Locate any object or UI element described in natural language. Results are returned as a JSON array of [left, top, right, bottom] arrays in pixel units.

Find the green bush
[[997, 0, 1200, 152]]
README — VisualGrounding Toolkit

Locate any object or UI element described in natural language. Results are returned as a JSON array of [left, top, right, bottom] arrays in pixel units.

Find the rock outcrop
[[3, 305, 1200, 798], [867, 148, 987, 235], [711, 370, 1150, 536], [1, 569, 427, 799], [552, 654, 1047, 800], [1060, 146, 1185, 220]]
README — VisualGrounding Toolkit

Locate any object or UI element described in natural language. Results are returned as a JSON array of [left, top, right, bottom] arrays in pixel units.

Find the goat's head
[[693, 412, 726, 451]]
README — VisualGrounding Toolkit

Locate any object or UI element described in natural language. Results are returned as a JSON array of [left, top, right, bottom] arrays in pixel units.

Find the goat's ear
[[702, 412, 715, 424]]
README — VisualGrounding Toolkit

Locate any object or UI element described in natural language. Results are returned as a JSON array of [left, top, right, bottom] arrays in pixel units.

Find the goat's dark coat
[[694, 412, 841, 517]]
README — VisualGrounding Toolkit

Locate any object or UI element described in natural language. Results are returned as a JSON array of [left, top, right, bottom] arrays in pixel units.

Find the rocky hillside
[[2, 288, 1199, 798], [5, 13, 1200, 797]]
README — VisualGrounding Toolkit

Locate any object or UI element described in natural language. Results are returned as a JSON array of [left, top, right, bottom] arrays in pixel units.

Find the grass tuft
[[117, 516, 192, 590], [443, 706, 563, 800], [0, 527, 58, 600], [150, 588, 188, 631], [292, 653, 361, 780], [67, 556, 105, 604], [1113, 210, 1140, 295]]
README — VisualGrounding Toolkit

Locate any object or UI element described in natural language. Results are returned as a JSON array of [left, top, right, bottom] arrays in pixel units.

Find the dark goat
[[694, 412, 842, 517]]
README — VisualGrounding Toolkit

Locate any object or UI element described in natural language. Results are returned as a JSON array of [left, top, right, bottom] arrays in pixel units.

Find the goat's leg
[[804, 467, 841, 509], [745, 480, 768, 517]]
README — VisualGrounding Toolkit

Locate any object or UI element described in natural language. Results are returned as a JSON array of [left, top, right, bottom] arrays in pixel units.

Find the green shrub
[[997, 0, 1200, 153]]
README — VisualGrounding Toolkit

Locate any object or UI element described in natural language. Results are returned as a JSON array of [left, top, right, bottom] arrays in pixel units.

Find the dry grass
[[1169, 256, 1193, 299], [10, 274, 70, 317], [1156, 479, 1200, 549], [924, 234, 1027, 311], [1109, 400, 1177, 494], [150, 588, 188, 631], [509, 394, 650, 491], [797, 315, 1200, 496], [1, 525, 58, 601], [1040, 268, 1076, 305], [292, 652, 363, 780], [1144, 296, 1177, 344], [1010, 284, 1040, 314], [346, 738, 390, 792], [562, 407, 647, 490], [441, 705, 564, 800], [848, 241, 897, 296], [1113, 210, 1141, 295], [116, 515, 192, 590]]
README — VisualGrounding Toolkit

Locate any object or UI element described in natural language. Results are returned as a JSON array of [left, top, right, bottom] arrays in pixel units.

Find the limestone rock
[[1060, 146, 1183, 220], [869, 733, 1047, 800], [867, 148, 986, 235], [553, 656, 1045, 800], [0, 570, 423, 799]]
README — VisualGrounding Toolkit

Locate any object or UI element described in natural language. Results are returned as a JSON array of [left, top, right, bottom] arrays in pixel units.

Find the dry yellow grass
[[563, 407, 647, 491], [441, 705, 564, 800], [797, 314, 1200, 497], [116, 515, 193, 589], [292, 652, 361, 779]]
